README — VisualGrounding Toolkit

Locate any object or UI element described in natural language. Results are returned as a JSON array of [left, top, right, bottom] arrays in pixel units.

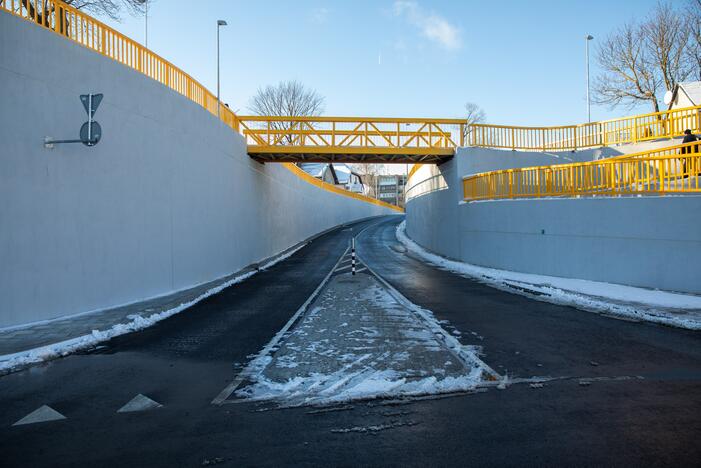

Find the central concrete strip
[[229, 272, 490, 407]]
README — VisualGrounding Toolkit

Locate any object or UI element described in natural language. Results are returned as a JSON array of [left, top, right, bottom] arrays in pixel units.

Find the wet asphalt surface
[[1, 215, 700, 467]]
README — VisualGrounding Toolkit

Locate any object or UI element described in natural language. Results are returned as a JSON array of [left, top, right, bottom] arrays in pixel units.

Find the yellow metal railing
[[0, 0, 240, 131], [238, 116, 466, 153], [469, 106, 701, 151], [463, 142, 701, 201]]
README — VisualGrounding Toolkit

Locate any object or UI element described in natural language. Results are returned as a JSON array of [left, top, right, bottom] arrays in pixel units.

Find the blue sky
[[99, 0, 663, 126]]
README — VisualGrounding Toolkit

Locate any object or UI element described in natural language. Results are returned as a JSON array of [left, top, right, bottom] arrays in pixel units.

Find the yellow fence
[[238, 116, 465, 153], [469, 106, 701, 151], [463, 142, 701, 201], [0, 0, 240, 131]]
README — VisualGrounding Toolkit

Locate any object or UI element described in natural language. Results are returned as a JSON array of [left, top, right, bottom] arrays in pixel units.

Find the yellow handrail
[[469, 106, 701, 151], [463, 142, 701, 200], [1, 0, 240, 132]]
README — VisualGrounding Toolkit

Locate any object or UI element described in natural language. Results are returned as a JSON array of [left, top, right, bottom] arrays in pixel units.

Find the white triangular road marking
[[13, 405, 66, 426], [117, 394, 163, 413]]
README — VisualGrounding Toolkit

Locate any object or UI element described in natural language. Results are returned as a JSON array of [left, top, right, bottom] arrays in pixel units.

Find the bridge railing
[[1, 0, 240, 132], [238, 116, 465, 152], [468, 106, 701, 151], [463, 142, 701, 200]]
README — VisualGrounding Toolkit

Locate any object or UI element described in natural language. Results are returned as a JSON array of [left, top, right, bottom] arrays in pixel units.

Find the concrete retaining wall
[[0, 12, 395, 328], [406, 147, 701, 294]]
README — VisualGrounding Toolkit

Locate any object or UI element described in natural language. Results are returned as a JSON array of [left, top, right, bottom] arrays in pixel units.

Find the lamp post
[[586, 35, 594, 122], [217, 20, 228, 118]]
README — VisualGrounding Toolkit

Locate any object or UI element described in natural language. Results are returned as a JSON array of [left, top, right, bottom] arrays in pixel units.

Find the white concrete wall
[[406, 146, 701, 294], [458, 196, 701, 294], [0, 12, 395, 328]]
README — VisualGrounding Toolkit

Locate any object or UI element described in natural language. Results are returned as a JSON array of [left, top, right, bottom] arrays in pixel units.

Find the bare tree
[[644, 2, 693, 94], [2, 0, 147, 23], [462, 102, 486, 142], [594, 22, 661, 112], [248, 80, 325, 145], [594, 2, 700, 113], [688, 0, 701, 80]]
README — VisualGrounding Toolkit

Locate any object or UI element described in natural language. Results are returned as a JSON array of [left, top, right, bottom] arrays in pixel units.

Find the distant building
[[375, 174, 407, 208], [297, 163, 366, 194]]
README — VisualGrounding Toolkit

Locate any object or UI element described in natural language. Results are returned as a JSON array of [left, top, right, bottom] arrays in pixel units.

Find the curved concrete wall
[[0, 12, 396, 328], [406, 148, 701, 294]]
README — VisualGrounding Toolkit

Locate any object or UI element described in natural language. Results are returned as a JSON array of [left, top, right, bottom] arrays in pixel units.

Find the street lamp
[[217, 20, 228, 118], [586, 35, 594, 122]]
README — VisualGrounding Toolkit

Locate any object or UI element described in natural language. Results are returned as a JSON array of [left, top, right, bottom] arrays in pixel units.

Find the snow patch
[[0, 242, 308, 374], [396, 221, 701, 330]]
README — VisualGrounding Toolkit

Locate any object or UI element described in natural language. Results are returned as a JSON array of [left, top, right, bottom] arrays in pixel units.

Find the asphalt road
[[1, 215, 700, 467]]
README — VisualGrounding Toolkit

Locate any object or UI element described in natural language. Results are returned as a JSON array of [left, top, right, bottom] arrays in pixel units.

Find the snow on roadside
[[396, 221, 701, 330], [0, 242, 308, 374]]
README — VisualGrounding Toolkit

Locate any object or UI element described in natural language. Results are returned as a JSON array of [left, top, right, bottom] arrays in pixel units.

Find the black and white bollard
[[351, 237, 356, 275]]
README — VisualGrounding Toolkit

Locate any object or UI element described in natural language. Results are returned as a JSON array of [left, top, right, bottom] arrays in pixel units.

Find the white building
[[297, 163, 366, 194], [667, 81, 701, 110]]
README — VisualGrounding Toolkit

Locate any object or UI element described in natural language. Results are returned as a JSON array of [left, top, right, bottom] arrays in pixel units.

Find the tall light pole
[[217, 20, 228, 118], [586, 35, 594, 122]]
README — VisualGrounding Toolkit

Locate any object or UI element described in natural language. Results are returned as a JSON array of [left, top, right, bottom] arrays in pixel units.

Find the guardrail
[[463, 142, 701, 200], [238, 116, 465, 151], [1, 0, 240, 131], [468, 106, 701, 151]]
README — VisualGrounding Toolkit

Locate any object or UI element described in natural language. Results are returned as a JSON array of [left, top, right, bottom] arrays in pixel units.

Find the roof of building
[[297, 163, 326, 178], [674, 81, 701, 108]]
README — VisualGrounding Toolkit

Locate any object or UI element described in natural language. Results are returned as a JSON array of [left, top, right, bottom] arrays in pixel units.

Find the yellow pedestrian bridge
[[5, 0, 701, 196]]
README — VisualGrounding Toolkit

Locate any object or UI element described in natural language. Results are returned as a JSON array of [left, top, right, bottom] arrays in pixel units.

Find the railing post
[[511, 127, 515, 151], [570, 166, 576, 196], [508, 171, 513, 198], [542, 128, 546, 152], [332, 121, 336, 146], [396, 122, 401, 147]]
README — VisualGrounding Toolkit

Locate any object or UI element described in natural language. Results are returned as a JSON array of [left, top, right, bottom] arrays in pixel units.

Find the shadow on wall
[[405, 173, 449, 202]]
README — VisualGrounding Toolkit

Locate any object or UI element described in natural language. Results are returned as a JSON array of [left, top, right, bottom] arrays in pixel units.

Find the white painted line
[[13, 405, 66, 426], [117, 394, 163, 413], [211, 247, 351, 406]]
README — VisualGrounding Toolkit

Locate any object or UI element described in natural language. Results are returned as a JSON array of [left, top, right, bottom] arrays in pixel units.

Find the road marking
[[212, 247, 351, 405], [117, 394, 163, 413], [13, 405, 66, 426]]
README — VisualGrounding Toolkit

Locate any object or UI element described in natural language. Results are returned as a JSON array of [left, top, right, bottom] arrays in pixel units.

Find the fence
[[0, 0, 239, 131], [469, 106, 701, 151], [463, 142, 701, 200], [237, 116, 465, 151]]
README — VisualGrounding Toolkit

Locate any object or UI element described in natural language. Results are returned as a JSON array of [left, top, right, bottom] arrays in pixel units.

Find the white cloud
[[310, 7, 329, 24], [393, 0, 461, 50]]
